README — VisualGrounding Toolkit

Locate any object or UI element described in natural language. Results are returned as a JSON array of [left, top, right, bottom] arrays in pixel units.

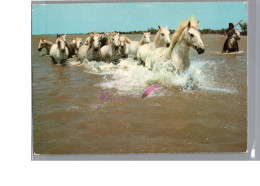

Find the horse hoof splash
[[142, 85, 162, 99]]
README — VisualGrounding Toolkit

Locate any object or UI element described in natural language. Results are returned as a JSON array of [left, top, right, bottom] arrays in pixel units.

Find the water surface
[[32, 34, 247, 154]]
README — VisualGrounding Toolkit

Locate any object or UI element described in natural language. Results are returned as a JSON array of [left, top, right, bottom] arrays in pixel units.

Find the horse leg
[[222, 39, 228, 53], [51, 56, 57, 64], [236, 42, 239, 52], [60, 59, 67, 66], [46, 48, 50, 55]]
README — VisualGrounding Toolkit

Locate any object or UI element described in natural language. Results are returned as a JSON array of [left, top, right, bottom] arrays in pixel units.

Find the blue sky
[[32, 2, 247, 35]]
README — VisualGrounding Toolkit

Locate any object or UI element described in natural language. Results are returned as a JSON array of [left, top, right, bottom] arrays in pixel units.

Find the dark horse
[[222, 29, 241, 53]]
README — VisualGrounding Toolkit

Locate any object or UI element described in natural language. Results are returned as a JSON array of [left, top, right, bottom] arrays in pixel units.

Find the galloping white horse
[[100, 33, 121, 62], [127, 32, 151, 59], [137, 26, 171, 64], [38, 39, 53, 55], [145, 18, 205, 72], [50, 34, 69, 64], [78, 32, 102, 62]]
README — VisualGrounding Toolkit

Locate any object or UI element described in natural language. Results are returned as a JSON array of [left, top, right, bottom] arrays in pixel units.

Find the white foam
[[71, 58, 237, 95]]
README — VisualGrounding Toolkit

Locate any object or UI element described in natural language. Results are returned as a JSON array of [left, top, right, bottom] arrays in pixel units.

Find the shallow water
[[32, 34, 247, 154]]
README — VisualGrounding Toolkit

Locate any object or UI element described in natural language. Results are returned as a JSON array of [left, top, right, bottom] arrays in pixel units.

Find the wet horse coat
[[78, 33, 102, 62], [137, 26, 171, 64], [100, 33, 121, 63], [50, 34, 69, 64], [145, 18, 205, 72], [127, 32, 151, 59]]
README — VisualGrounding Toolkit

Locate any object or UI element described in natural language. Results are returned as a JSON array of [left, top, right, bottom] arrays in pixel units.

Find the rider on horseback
[[222, 23, 235, 53]]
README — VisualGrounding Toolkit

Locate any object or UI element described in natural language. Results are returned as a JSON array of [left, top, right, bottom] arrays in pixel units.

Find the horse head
[[75, 38, 83, 49], [72, 38, 83, 49], [120, 35, 127, 47], [112, 33, 120, 50], [183, 21, 205, 54], [233, 29, 241, 40], [38, 39, 45, 51], [92, 33, 101, 51], [143, 32, 151, 44], [56, 34, 67, 52], [158, 25, 171, 47], [85, 34, 93, 45]]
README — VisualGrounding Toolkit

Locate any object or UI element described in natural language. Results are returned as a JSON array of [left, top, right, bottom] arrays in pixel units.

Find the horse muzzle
[[38, 48, 42, 51], [115, 46, 119, 50], [166, 43, 170, 47], [61, 49, 65, 52], [196, 47, 205, 54]]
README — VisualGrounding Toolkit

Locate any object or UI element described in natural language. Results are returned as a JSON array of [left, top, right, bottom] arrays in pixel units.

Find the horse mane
[[139, 35, 144, 45], [153, 29, 160, 44], [125, 36, 131, 44], [168, 17, 199, 58], [87, 34, 95, 52]]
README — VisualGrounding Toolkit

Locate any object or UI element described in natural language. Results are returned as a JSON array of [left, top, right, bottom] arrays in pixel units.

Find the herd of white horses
[[38, 18, 206, 73]]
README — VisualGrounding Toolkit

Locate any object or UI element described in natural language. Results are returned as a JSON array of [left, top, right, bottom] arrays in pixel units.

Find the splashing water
[[68, 58, 236, 95]]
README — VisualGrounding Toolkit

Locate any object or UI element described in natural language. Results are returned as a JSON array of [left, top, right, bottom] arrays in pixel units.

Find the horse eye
[[190, 33, 194, 37], [161, 33, 164, 36]]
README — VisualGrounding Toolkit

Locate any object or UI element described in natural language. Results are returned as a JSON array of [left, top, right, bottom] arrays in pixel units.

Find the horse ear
[[197, 20, 199, 24], [188, 21, 191, 28], [41, 39, 44, 42], [158, 25, 161, 29]]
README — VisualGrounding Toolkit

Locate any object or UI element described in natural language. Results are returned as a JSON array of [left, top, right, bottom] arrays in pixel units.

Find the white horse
[[127, 32, 151, 59], [78, 32, 102, 62], [38, 39, 53, 55], [137, 26, 171, 64], [119, 35, 130, 58], [50, 34, 69, 64], [72, 37, 83, 50], [100, 33, 121, 63], [145, 18, 205, 72]]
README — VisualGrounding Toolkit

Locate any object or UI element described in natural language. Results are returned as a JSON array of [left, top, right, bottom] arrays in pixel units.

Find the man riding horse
[[222, 23, 235, 53]]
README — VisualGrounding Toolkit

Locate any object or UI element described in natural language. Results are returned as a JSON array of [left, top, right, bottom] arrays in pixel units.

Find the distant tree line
[[40, 22, 247, 36], [113, 22, 247, 36]]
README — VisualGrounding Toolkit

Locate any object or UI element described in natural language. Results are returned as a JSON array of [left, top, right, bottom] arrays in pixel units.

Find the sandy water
[[32, 34, 247, 154]]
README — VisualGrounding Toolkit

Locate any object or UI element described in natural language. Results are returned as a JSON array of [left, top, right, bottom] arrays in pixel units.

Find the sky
[[32, 2, 247, 35]]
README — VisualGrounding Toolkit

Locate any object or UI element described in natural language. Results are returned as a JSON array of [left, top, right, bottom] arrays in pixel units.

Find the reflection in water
[[32, 34, 247, 154]]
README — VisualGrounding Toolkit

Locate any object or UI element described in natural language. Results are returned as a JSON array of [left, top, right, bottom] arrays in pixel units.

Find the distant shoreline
[[32, 29, 247, 36]]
